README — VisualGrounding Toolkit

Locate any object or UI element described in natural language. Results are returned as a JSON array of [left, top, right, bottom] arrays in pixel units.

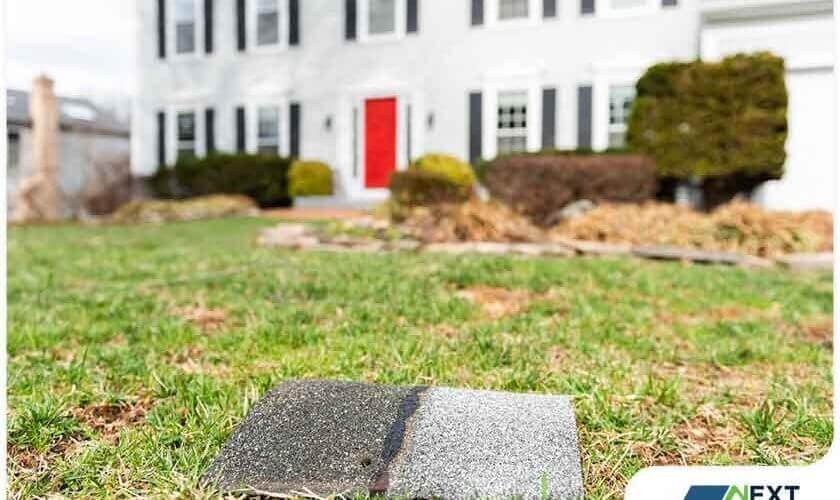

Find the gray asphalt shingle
[[387, 387, 584, 499], [205, 380, 583, 499], [203, 379, 413, 496]]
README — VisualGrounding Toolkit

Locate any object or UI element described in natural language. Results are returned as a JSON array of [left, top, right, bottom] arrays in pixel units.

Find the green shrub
[[150, 153, 292, 208], [627, 52, 788, 205], [389, 170, 472, 207], [288, 161, 334, 197], [411, 153, 476, 187], [484, 151, 657, 226]]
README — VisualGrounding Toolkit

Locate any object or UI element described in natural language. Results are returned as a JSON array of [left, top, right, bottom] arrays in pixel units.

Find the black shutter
[[662, 0, 678, 6], [157, 0, 166, 59], [289, 0, 300, 46], [543, 0, 557, 17], [290, 102, 301, 158], [236, 107, 246, 152], [236, 0, 246, 51], [205, 108, 216, 154], [157, 111, 166, 166], [407, 0, 419, 33], [577, 86, 593, 149], [471, 0, 484, 26], [204, 0, 214, 54], [406, 104, 413, 164], [468, 92, 483, 164], [542, 88, 557, 150], [581, 0, 595, 15], [345, 0, 357, 40]]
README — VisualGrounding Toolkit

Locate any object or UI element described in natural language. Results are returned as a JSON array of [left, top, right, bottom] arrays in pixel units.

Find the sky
[[5, 0, 136, 112]]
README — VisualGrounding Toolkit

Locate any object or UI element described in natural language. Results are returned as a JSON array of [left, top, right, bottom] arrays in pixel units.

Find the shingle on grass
[[387, 387, 584, 499], [204, 379, 411, 496]]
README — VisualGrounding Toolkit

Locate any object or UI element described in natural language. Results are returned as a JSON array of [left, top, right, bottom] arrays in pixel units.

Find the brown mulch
[[550, 201, 832, 258], [400, 200, 543, 243], [110, 195, 259, 224], [396, 199, 832, 258]]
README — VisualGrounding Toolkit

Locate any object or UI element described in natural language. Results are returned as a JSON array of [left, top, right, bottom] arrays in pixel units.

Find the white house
[[133, 0, 835, 210]]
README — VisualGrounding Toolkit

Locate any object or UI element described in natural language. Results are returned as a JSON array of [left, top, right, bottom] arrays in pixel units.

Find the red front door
[[364, 97, 397, 188]]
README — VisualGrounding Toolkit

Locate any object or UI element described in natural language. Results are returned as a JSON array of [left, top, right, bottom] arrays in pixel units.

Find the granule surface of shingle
[[386, 387, 584, 499], [204, 379, 410, 496]]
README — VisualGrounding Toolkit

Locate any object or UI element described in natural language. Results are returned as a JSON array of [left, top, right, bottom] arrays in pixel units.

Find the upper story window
[[498, 0, 529, 20], [257, 0, 280, 46], [177, 112, 197, 158], [257, 106, 280, 154], [497, 90, 529, 154], [608, 85, 636, 148], [369, 0, 397, 35], [599, 0, 659, 17], [174, 0, 196, 54], [609, 0, 646, 8]]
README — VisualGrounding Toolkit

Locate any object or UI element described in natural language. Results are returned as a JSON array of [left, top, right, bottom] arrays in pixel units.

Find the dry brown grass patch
[[177, 305, 228, 332], [667, 404, 748, 464], [797, 316, 833, 348], [456, 286, 539, 319], [428, 323, 463, 340], [657, 304, 782, 328], [169, 345, 233, 377], [71, 398, 153, 442], [8, 439, 84, 491]]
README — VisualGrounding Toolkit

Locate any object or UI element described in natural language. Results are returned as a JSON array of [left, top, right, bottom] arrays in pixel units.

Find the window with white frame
[[498, 0, 529, 20], [369, 0, 397, 35], [257, 0, 281, 46], [608, 0, 647, 10], [497, 90, 529, 154], [608, 85, 636, 148], [174, 0, 196, 54], [257, 106, 280, 154], [177, 112, 197, 158]]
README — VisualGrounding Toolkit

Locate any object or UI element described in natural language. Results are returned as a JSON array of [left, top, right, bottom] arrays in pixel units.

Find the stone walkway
[[258, 223, 834, 272], [262, 208, 369, 221]]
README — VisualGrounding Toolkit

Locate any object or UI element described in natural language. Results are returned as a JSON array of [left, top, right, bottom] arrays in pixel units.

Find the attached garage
[[700, 0, 835, 211]]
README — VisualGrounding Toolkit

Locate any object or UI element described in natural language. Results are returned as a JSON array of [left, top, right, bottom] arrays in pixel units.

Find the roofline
[[7, 119, 130, 138], [701, 0, 833, 24]]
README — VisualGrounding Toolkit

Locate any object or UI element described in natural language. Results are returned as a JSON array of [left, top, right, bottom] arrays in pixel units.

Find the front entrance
[[364, 97, 398, 189]]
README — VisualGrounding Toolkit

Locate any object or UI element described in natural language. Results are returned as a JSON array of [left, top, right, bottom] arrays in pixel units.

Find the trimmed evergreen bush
[[288, 161, 334, 197], [411, 153, 477, 187], [484, 152, 657, 226], [389, 170, 472, 207], [150, 153, 292, 208], [627, 52, 788, 205]]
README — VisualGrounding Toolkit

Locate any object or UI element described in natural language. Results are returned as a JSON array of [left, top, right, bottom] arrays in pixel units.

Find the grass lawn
[[7, 217, 834, 498]]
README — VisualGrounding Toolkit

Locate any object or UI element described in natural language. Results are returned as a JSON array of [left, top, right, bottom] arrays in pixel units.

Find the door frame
[[341, 84, 424, 200]]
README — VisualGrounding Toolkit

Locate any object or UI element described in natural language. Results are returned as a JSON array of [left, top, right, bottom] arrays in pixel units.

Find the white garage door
[[754, 69, 836, 212]]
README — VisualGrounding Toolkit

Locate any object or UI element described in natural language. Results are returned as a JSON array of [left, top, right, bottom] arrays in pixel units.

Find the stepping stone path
[[632, 245, 774, 268], [257, 223, 832, 271], [776, 252, 834, 272], [204, 380, 584, 499]]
